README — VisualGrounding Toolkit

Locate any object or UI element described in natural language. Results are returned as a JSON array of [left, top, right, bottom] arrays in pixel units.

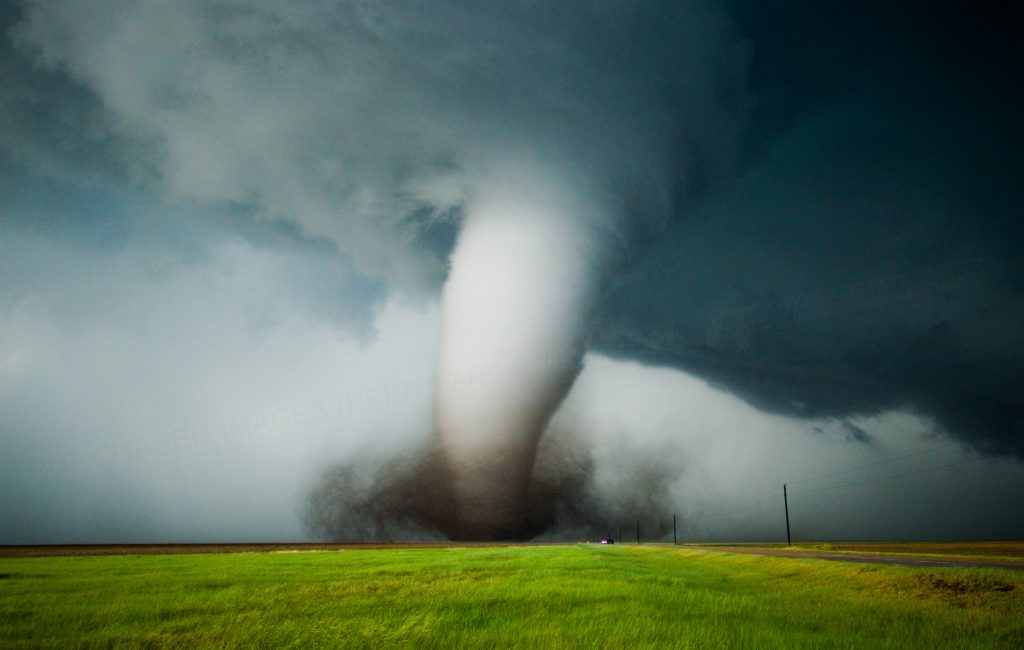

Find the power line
[[788, 455, 985, 496], [746, 484, 782, 499], [717, 492, 779, 518], [726, 440, 961, 511], [721, 443, 955, 514], [718, 440, 976, 536], [784, 441, 961, 487]]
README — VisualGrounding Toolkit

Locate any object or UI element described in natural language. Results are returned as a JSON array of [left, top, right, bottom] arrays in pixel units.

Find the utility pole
[[673, 514, 677, 545], [636, 519, 640, 544], [784, 484, 791, 546]]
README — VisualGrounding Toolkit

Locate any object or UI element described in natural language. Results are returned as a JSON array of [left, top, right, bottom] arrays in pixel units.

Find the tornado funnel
[[434, 185, 610, 539]]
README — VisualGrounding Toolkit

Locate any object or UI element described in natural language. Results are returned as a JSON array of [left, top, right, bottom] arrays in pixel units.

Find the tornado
[[434, 177, 614, 539]]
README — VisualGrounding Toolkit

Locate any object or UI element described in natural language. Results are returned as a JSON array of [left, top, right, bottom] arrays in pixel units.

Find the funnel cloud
[[434, 179, 617, 538]]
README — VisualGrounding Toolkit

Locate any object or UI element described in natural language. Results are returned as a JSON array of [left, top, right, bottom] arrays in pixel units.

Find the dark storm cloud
[[1, 0, 1021, 544], [0, 3, 152, 190], [594, 1, 1024, 455], [3, 0, 749, 294]]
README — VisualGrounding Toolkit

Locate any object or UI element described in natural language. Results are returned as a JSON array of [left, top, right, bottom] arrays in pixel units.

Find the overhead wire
[[787, 455, 985, 496], [783, 440, 962, 487], [723, 439, 973, 518]]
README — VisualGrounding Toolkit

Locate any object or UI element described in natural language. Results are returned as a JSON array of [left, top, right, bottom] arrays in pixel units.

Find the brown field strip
[[695, 543, 1024, 570]]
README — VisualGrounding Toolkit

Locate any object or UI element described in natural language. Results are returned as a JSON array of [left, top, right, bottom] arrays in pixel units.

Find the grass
[[1, 545, 1021, 648]]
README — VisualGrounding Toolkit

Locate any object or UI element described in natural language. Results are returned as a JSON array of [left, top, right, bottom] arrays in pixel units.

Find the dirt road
[[698, 545, 1024, 571]]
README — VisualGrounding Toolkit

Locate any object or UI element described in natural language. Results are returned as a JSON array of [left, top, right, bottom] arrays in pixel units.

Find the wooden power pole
[[784, 484, 791, 545]]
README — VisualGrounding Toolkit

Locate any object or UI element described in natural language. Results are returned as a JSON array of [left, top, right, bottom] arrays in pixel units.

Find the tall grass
[[1, 545, 1021, 648]]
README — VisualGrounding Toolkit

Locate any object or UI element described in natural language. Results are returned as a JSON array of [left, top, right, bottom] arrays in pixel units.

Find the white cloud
[[0, 221, 439, 542]]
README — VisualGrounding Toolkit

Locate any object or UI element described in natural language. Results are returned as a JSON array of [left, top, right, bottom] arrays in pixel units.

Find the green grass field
[[2, 545, 1021, 648]]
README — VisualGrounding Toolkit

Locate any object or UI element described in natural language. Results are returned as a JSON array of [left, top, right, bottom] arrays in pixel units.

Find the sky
[[1, 0, 1022, 543]]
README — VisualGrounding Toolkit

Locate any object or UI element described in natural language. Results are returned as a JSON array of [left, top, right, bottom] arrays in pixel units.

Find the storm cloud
[[594, 0, 1024, 456], [1, 0, 1021, 542]]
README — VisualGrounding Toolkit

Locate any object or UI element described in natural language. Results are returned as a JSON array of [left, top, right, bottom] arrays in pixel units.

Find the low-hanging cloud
[[6, 0, 749, 287], [1, 0, 1021, 542]]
